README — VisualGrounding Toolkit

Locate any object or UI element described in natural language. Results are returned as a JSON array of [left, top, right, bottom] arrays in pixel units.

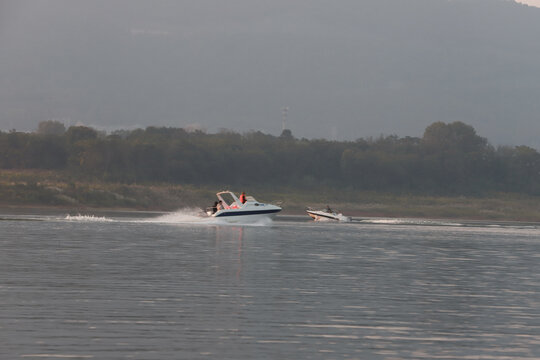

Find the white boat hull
[[212, 210, 280, 223], [307, 210, 351, 222], [207, 191, 281, 223]]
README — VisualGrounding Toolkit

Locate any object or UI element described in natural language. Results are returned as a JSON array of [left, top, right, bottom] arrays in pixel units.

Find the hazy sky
[[1, 0, 540, 148], [517, 0, 540, 6]]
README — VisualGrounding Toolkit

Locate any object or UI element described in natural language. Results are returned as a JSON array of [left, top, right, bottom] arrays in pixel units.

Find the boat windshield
[[217, 192, 241, 208]]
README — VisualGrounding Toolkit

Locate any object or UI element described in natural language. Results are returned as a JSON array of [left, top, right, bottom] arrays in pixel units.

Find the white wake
[[61, 208, 275, 227], [64, 214, 115, 222], [142, 208, 209, 224]]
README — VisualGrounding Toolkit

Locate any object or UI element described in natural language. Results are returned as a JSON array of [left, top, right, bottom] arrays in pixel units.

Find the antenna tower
[[281, 106, 289, 131]]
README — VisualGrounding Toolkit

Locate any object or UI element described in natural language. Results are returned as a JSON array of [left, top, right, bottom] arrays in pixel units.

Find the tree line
[[1, 120, 539, 196]]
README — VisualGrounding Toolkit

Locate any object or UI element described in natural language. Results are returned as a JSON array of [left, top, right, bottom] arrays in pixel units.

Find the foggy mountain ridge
[[1, 0, 540, 148]]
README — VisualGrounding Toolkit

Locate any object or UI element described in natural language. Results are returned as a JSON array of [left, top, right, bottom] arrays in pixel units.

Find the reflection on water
[[213, 226, 244, 281], [1, 213, 540, 359]]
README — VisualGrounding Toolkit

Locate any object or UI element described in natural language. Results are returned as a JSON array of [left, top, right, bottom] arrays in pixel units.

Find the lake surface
[[1, 209, 540, 359]]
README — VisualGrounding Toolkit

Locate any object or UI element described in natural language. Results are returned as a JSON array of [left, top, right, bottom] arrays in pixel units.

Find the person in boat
[[326, 205, 334, 213], [211, 201, 218, 214], [216, 200, 224, 211], [240, 191, 247, 204]]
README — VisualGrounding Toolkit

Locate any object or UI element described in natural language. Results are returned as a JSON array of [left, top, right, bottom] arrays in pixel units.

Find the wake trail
[[358, 218, 463, 227], [141, 208, 210, 224], [64, 214, 116, 222], [62, 208, 274, 227]]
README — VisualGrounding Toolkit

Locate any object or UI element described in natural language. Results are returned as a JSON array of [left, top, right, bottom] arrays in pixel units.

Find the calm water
[[1, 209, 540, 359]]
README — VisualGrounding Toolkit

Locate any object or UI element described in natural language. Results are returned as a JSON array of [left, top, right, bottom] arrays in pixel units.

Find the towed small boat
[[206, 191, 281, 223], [306, 207, 351, 222]]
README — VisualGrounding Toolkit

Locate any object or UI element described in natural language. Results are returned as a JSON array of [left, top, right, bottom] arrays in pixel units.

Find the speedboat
[[206, 191, 282, 223], [306, 207, 352, 222]]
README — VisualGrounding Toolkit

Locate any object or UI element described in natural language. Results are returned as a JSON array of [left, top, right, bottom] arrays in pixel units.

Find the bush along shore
[[1, 169, 540, 222], [2, 121, 540, 198]]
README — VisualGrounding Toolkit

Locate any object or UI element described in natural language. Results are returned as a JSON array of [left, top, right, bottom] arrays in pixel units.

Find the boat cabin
[[216, 191, 256, 209]]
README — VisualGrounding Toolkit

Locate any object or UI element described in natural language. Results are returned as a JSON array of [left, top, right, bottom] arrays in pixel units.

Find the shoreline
[[1, 170, 540, 222]]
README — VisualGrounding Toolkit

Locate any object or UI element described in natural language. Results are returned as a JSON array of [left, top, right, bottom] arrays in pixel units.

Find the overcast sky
[[517, 0, 540, 6], [1, 0, 540, 148]]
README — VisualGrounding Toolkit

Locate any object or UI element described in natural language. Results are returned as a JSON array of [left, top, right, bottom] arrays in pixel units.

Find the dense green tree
[[423, 121, 487, 153], [25, 135, 68, 169], [2, 122, 540, 195], [66, 126, 98, 144], [37, 120, 66, 135]]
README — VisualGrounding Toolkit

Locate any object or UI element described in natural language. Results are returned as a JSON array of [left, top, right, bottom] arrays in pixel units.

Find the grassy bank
[[1, 169, 540, 221], [0, 169, 214, 211]]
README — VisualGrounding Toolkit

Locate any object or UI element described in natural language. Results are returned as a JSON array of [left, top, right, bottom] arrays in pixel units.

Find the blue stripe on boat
[[215, 209, 281, 217]]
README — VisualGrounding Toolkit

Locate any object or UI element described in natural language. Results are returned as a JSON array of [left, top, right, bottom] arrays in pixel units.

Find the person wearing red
[[239, 191, 247, 204]]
